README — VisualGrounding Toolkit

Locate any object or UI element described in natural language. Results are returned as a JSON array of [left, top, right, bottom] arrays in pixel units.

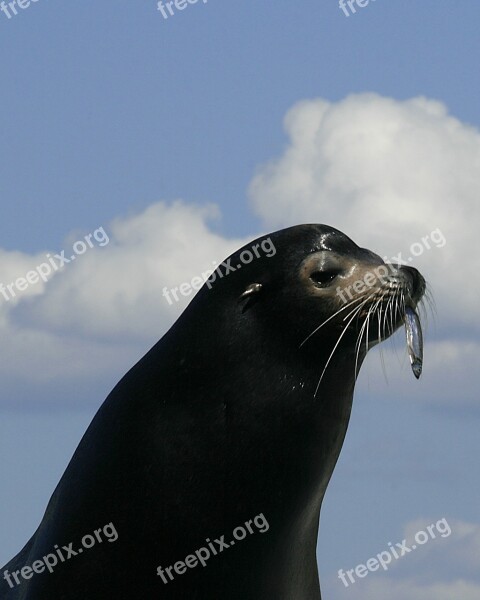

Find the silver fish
[[404, 306, 423, 379]]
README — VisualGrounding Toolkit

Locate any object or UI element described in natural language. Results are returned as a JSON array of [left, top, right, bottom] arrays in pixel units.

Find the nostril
[[399, 266, 425, 298]]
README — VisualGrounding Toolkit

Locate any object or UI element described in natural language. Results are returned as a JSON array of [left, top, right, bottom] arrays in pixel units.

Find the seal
[[1, 224, 426, 599]]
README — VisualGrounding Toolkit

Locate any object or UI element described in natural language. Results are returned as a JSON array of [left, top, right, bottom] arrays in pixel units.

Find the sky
[[1, 1, 479, 598]]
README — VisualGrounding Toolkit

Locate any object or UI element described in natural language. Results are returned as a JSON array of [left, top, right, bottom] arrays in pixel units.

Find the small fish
[[404, 306, 423, 379]]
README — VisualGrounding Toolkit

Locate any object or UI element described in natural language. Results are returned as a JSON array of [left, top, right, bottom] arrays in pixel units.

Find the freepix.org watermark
[[336, 227, 445, 304], [0, 0, 40, 20], [339, 0, 377, 17], [0, 226, 109, 304], [337, 517, 451, 588], [156, 513, 269, 585], [157, 0, 207, 20], [3, 522, 118, 589], [162, 237, 276, 305]]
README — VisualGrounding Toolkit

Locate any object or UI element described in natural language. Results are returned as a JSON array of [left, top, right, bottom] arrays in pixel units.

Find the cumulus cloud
[[249, 93, 480, 329], [0, 200, 250, 404], [249, 93, 479, 407], [12, 200, 248, 340]]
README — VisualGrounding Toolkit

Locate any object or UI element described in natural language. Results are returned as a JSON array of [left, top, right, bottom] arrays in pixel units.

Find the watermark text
[[337, 517, 451, 588], [157, 0, 207, 20], [157, 513, 269, 584], [0, 226, 110, 304], [3, 522, 118, 589], [162, 236, 276, 305]]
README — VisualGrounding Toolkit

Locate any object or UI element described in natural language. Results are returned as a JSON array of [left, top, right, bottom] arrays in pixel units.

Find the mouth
[[347, 266, 426, 380]]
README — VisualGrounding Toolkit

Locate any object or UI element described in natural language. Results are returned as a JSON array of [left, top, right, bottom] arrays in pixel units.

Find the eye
[[310, 269, 340, 287]]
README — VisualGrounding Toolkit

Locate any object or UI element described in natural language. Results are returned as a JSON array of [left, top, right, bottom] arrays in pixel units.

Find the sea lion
[[1, 224, 426, 599]]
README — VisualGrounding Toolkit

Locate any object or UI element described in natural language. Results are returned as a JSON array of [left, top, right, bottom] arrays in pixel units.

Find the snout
[[389, 265, 426, 305]]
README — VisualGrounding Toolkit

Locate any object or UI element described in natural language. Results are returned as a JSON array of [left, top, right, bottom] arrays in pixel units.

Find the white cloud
[[0, 201, 250, 399], [8, 200, 249, 340], [249, 93, 480, 329], [249, 93, 480, 407]]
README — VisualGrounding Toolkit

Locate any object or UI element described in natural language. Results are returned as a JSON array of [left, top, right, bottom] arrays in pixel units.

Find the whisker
[[380, 287, 403, 383], [354, 289, 390, 379], [314, 302, 366, 397], [355, 308, 373, 377], [380, 293, 391, 341], [299, 294, 369, 348], [422, 284, 436, 333]]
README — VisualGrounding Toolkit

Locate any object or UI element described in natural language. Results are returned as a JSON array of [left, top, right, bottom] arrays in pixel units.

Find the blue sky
[[1, 2, 479, 598], [2, 1, 479, 251]]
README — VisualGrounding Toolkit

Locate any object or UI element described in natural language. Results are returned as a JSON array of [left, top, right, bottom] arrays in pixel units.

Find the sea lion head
[[191, 224, 426, 391]]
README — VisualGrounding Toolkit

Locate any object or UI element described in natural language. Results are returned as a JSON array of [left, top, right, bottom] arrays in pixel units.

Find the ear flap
[[239, 283, 263, 299], [238, 283, 263, 312]]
